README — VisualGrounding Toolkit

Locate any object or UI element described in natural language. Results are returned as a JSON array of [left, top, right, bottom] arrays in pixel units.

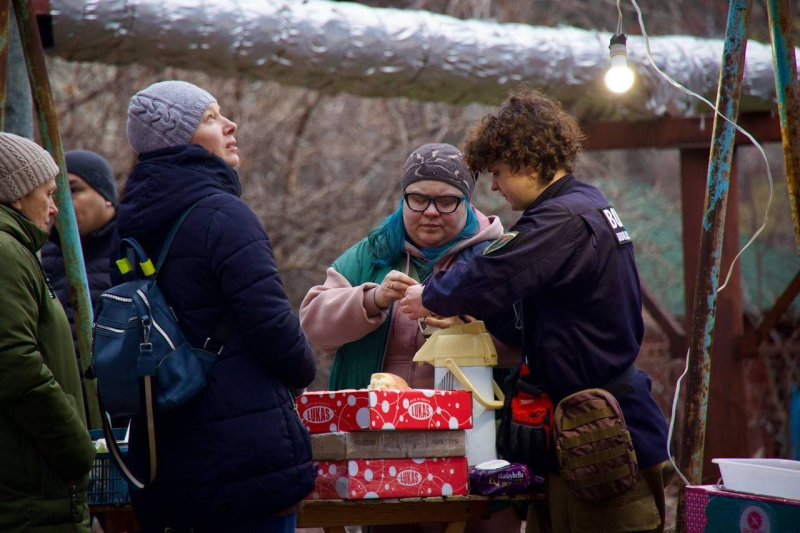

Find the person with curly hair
[[400, 90, 672, 533]]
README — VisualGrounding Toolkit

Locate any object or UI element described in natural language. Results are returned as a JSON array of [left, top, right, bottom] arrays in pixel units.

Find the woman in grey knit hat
[[114, 81, 316, 533], [0, 132, 96, 532]]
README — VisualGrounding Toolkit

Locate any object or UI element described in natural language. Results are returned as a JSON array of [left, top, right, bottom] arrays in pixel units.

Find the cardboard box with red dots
[[307, 457, 469, 500], [297, 389, 473, 434]]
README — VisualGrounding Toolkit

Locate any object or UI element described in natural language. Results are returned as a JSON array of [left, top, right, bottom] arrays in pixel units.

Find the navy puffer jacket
[[111, 145, 316, 529], [42, 218, 116, 361]]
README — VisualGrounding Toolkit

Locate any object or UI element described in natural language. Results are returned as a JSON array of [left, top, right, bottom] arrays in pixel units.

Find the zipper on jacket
[[27, 249, 57, 300], [44, 276, 56, 299], [69, 483, 79, 521]]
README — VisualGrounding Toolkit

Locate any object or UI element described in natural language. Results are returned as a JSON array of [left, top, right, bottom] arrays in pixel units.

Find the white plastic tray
[[713, 458, 800, 501]]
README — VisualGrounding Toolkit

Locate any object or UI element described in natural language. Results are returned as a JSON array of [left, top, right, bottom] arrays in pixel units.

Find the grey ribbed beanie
[[126, 80, 216, 154], [0, 133, 59, 204]]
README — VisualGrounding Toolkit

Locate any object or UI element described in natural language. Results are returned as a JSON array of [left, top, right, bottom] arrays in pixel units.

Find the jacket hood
[[116, 144, 241, 240], [403, 206, 504, 260], [0, 204, 48, 252]]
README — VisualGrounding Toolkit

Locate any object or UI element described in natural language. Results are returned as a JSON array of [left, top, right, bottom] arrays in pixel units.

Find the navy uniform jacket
[[422, 175, 669, 469]]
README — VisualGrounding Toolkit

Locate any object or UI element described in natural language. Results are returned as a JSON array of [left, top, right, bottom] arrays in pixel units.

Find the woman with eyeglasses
[[301, 143, 509, 392], [301, 143, 523, 533]]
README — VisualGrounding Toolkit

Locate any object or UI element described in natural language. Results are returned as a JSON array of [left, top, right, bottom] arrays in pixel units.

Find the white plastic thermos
[[413, 321, 504, 466]]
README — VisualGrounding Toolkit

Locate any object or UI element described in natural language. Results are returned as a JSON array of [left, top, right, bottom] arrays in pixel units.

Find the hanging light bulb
[[605, 33, 634, 93]]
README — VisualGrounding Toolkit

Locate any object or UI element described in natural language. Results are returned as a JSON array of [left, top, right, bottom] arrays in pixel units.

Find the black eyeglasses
[[403, 192, 465, 214]]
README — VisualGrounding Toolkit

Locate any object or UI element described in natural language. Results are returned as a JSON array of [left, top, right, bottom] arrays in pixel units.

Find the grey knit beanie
[[402, 143, 477, 200], [0, 133, 59, 204], [126, 80, 216, 154]]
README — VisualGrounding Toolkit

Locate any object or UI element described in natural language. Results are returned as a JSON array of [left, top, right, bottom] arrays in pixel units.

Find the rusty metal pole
[[680, 148, 747, 484], [766, 0, 800, 261], [0, 0, 10, 129], [676, 0, 751, 529], [12, 0, 101, 429]]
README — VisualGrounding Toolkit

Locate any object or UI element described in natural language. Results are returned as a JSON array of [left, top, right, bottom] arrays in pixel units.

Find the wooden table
[[298, 494, 539, 532], [91, 494, 542, 533]]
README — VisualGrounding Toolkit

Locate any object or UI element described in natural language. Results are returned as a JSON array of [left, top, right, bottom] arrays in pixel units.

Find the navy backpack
[[91, 196, 231, 488]]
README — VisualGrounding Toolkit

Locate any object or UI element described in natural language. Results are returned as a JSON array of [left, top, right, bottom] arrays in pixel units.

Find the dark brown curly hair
[[462, 89, 585, 183]]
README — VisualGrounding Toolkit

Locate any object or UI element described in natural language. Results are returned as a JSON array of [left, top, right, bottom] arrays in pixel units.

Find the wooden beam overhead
[[584, 111, 781, 151]]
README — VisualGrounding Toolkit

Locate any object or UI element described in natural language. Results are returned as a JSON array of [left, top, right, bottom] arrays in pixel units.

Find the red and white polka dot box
[[307, 457, 469, 500], [296, 389, 473, 434]]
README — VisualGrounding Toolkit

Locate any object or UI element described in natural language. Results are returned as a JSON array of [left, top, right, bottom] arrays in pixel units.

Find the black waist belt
[[602, 364, 638, 398]]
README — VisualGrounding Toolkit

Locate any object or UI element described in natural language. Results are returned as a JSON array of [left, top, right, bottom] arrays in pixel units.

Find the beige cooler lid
[[413, 321, 498, 368]]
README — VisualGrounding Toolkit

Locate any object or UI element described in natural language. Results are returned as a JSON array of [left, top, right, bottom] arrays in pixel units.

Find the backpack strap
[[154, 195, 234, 355], [601, 364, 638, 398], [155, 196, 213, 276], [97, 374, 157, 490], [203, 317, 234, 355], [97, 290, 160, 490]]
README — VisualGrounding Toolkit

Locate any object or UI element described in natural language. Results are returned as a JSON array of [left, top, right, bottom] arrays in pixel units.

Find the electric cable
[[618, 0, 777, 489]]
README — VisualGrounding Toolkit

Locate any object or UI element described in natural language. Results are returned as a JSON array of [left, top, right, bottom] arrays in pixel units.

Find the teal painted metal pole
[[676, 0, 751, 530], [5, 3, 32, 139], [12, 0, 101, 429], [0, 0, 10, 130], [1, 2, 35, 139], [766, 0, 800, 261]]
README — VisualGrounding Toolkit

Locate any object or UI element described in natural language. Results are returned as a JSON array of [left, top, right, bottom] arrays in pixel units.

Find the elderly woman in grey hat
[[0, 132, 96, 531], [301, 143, 510, 391]]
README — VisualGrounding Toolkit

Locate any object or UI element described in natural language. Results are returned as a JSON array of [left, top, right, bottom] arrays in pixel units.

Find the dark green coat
[[0, 204, 96, 532]]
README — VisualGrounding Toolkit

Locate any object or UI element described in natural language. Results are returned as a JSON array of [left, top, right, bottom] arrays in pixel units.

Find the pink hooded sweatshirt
[[300, 209, 505, 389]]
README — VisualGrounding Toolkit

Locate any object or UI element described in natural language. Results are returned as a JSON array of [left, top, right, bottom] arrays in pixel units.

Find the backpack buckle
[[203, 338, 224, 355], [138, 343, 156, 376]]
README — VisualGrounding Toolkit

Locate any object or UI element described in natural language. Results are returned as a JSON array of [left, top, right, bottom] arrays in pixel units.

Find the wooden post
[[680, 147, 748, 483]]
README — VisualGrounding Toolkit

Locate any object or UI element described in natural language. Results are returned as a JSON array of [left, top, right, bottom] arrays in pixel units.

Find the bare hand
[[374, 270, 418, 309], [398, 285, 432, 319]]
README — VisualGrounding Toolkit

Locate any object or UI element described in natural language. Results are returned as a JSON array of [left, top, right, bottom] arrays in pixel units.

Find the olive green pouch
[[554, 388, 638, 501]]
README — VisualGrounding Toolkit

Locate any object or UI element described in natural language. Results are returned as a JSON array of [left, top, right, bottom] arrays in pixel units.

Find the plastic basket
[[713, 458, 800, 501], [88, 428, 130, 506]]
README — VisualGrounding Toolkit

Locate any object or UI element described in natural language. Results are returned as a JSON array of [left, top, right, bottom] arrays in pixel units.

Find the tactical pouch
[[554, 388, 638, 501], [497, 363, 553, 473]]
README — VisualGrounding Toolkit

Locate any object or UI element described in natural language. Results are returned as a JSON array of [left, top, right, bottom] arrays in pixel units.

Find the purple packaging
[[469, 460, 543, 496]]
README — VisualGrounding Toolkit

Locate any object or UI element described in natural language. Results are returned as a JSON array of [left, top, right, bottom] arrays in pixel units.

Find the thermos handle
[[444, 358, 504, 410], [493, 380, 505, 403]]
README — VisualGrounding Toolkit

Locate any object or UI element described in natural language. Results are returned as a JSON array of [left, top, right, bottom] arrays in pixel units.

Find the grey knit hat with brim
[[402, 143, 477, 200], [126, 80, 216, 154], [0, 132, 59, 204]]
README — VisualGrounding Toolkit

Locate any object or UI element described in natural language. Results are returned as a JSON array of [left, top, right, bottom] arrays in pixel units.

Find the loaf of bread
[[368, 372, 411, 391]]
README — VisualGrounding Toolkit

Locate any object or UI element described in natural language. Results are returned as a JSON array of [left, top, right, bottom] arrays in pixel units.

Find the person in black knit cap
[[41, 149, 117, 363]]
